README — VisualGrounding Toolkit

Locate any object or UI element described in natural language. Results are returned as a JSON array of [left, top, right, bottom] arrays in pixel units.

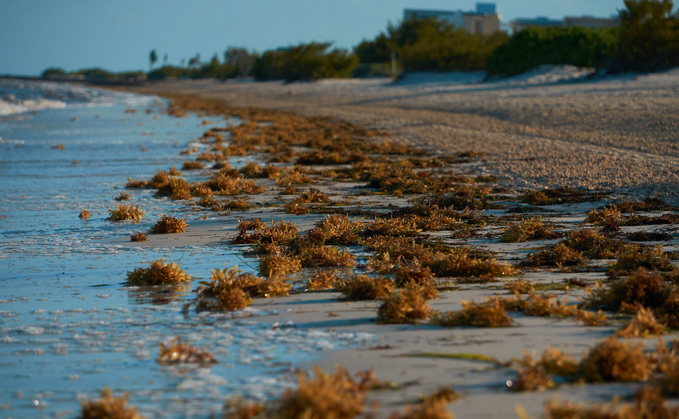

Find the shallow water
[[0, 80, 372, 418]]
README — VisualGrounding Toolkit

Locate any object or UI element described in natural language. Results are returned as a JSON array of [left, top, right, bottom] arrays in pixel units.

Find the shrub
[[106, 203, 145, 222], [486, 26, 618, 76], [252, 42, 359, 82], [612, 0, 679, 72], [149, 215, 188, 234], [125, 259, 192, 285]]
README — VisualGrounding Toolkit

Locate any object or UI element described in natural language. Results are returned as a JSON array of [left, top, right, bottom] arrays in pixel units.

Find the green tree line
[[42, 0, 679, 82]]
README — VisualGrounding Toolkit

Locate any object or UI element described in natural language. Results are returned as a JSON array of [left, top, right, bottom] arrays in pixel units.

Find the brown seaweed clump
[[616, 307, 668, 338], [78, 388, 142, 419], [106, 203, 145, 222], [433, 297, 512, 328], [125, 259, 192, 285], [580, 337, 652, 383], [275, 366, 377, 419], [335, 275, 395, 301], [500, 217, 562, 243], [149, 215, 188, 234], [544, 386, 679, 419], [79, 209, 92, 220], [390, 387, 457, 419], [377, 285, 435, 324], [115, 192, 131, 201], [157, 336, 218, 365], [130, 232, 148, 242]]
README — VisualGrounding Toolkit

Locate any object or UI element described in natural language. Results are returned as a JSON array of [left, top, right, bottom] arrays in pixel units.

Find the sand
[[127, 66, 679, 203], [113, 70, 679, 417]]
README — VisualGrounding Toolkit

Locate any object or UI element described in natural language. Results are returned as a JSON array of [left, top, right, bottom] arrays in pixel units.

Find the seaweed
[[125, 259, 192, 285], [580, 337, 652, 383], [433, 297, 512, 328], [130, 232, 148, 242], [377, 285, 435, 324], [115, 192, 131, 201], [523, 243, 586, 267], [79, 388, 142, 419], [275, 366, 377, 419], [107, 203, 145, 222], [79, 209, 92, 220], [157, 336, 218, 365], [258, 254, 302, 277], [149, 215, 188, 234], [500, 217, 562, 243], [335, 275, 395, 301]]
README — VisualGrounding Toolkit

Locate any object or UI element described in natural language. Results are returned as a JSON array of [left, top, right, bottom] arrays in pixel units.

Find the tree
[[615, 0, 679, 71], [188, 53, 201, 69], [224, 47, 257, 77], [149, 49, 158, 71]]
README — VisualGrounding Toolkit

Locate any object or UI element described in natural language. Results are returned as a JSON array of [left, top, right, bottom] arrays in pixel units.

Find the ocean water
[[0, 79, 372, 418]]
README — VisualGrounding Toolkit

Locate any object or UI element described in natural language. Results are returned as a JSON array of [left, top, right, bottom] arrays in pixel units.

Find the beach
[[117, 70, 679, 417], [127, 66, 679, 200], [2, 71, 679, 418]]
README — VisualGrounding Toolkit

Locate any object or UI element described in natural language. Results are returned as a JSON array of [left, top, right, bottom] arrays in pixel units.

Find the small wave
[[0, 98, 67, 116]]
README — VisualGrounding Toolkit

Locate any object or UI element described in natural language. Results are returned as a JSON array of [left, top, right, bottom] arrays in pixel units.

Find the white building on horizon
[[403, 3, 502, 35]]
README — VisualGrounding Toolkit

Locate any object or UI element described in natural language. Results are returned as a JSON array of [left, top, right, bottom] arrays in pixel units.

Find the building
[[403, 3, 502, 35], [564, 16, 619, 29]]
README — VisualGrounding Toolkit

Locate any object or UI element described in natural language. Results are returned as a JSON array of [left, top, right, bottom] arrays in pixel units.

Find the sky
[[1, 0, 625, 76]]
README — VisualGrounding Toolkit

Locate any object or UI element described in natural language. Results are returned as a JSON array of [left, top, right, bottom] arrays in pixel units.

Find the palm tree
[[149, 49, 158, 71]]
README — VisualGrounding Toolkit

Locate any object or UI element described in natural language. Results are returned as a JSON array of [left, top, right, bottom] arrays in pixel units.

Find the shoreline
[[96, 80, 679, 417]]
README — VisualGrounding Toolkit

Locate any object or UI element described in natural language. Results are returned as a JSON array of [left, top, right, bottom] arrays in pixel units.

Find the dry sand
[[116, 69, 679, 417], [128, 66, 679, 203]]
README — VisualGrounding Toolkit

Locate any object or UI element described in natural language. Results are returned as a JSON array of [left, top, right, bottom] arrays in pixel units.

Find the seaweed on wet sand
[[505, 279, 534, 294], [306, 214, 363, 245], [130, 232, 148, 242], [610, 246, 676, 272], [428, 248, 515, 279], [275, 366, 377, 419], [115, 192, 130, 201], [79, 388, 142, 419], [157, 336, 218, 365], [500, 217, 562, 243], [258, 254, 302, 277], [79, 209, 92, 220], [238, 218, 266, 231], [306, 270, 342, 290], [125, 258, 192, 285], [182, 160, 204, 170], [335, 274, 395, 301], [377, 285, 435, 324], [544, 386, 679, 419], [253, 220, 298, 253], [522, 243, 586, 267], [149, 215, 188, 234], [390, 386, 457, 419], [154, 177, 193, 200], [433, 297, 512, 328], [106, 203, 145, 222], [616, 306, 668, 338], [580, 337, 652, 383]]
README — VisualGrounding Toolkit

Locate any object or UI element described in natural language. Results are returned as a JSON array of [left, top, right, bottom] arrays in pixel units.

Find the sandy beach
[[127, 66, 679, 201], [103, 69, 679, 418]]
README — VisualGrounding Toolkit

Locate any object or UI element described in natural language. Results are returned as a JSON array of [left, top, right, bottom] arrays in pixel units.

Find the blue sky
[[1, 0, 625, 76]]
